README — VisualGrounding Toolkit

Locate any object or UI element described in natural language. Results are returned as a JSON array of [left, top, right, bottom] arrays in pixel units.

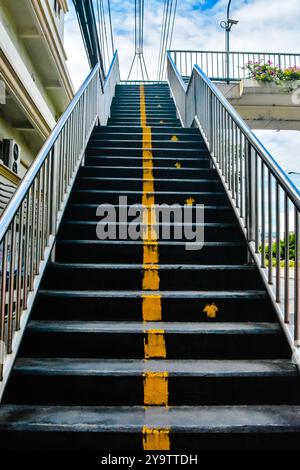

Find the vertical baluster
[[284, 195, 290, 323], [240, 134, 244, 217], [295, 208, 300, 345], [30, 180, 36, 290], [16, 203, 24, 330], [0, 236, 8, 380], [23, 191, 31, 308], [275, 182, 281, 302], [7, 219, 16, 354], [261, 162, 266, 268], [235, 128, 240, 208], [35, 172, 41, 274], [255, 152, 259, 252], [268, 171, 273, 284]]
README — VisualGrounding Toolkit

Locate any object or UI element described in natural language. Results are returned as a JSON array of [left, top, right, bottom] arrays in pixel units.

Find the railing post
[[50, 141, 59, 263], [246, 141, 255, 242], [209, 89, 213, 154]]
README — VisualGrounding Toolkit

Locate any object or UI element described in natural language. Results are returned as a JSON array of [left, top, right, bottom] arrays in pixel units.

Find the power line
[[127, 0, 149, 81], [107, 0, 115, 56], [157, 0, 177, 81], [96, 0, 115, 73]]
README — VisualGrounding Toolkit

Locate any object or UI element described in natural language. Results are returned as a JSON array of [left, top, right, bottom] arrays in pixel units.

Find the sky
[[63, 0, 300, 181]]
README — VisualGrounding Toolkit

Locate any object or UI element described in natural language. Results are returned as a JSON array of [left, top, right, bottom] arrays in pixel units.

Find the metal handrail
[[0, 52, 120, 399], [169, 50, 300, 81], [167, 51, 300, 366], [191, 64, 300, 210]]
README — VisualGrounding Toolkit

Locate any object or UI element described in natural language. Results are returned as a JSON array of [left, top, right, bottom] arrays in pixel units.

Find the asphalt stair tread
[[26, 321, 280, 334], [1, 405, 300, 432], [38, 290, 264, 298], [13, 358, 295, 377]]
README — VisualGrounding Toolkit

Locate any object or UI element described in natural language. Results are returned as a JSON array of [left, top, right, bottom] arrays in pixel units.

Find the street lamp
[[220, 0, 239, 84]]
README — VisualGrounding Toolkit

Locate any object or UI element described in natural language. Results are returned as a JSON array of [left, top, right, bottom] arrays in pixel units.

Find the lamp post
[[220, 0, 239, 84]]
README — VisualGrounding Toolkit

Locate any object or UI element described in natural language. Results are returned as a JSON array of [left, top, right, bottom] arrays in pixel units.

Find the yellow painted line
[[142, 266, 160, 291], [143, 427, 170, 450], [144, 372, 169, 405], [142, 294, 162, 321], [140, 85, 168, 450], [144, 330, 166, 359]]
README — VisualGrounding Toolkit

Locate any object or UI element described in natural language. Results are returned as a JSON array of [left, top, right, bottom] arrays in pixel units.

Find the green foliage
[[262, 232, 295, 261]]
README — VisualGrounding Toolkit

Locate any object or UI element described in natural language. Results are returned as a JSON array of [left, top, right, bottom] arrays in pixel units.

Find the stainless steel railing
[[167, 51, 300, 366], [169, 50, 300, 82], [0, 52, 120, 399]]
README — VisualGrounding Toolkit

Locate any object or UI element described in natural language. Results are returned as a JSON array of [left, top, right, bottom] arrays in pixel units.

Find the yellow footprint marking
[[203, 303, 219, 319], [175, 162, 181, 169], [171, 135, 178, 142], [185, 197, 195, 206]]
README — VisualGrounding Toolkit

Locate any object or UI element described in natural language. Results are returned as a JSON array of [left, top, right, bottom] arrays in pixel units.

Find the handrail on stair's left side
[[0, 51, 120, 401], [167, 50, 300, 368]]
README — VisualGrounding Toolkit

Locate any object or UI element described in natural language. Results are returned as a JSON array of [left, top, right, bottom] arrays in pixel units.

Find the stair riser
[[19, 331, 286, 360], [107, 120, 181, 126], [73, 179, 223, 192], [85, 157, 211, 169], [1, 431, 300, 451], [58, 223, 243, 243], [55, 242, 246, 264], [42, 266, 262, 291], [87, 141, 206, 149], [78, 167, 217, 179], [94, 126, 199, 134], [69, 191, 228, 205], [63, 206, 235, 223], [5, 374, 296, 406], [110, 112, 177, 118], [91, 134, 203, 142], [32, 296, 273, 322], [86, 148, 209, 158]]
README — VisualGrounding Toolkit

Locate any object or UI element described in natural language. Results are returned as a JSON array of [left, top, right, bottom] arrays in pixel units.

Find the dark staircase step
[[4, 358, 297, 406], [32, 289, 274, 322], [18, 322, 287, 360], [68, 190, 228, 205], [55, 240, 246, 264], [78, 166, 217, 179], [58, 221, 243, 242], [73, 177, 223, 192], [1, 405, 300, 450], [63, 204, 235, 222], [42, 263, 261, 291], [85, 156, 212, 168]]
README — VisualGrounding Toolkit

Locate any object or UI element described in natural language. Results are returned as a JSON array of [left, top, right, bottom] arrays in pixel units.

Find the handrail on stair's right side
[[0, 51, 120, 401], [167, 51, 300, 367]]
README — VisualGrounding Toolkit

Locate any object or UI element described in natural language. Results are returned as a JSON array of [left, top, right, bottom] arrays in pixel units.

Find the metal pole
[[226, 0, 232, 84]]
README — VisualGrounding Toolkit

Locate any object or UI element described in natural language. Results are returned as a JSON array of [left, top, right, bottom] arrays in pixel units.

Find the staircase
[[1, 83, 300, 451]]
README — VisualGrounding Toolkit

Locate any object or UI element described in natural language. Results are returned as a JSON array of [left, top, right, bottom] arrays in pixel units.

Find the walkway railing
[[167, 51, 300, 366], [0, 52, 120, 400], [169, 50, 300, 82]]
